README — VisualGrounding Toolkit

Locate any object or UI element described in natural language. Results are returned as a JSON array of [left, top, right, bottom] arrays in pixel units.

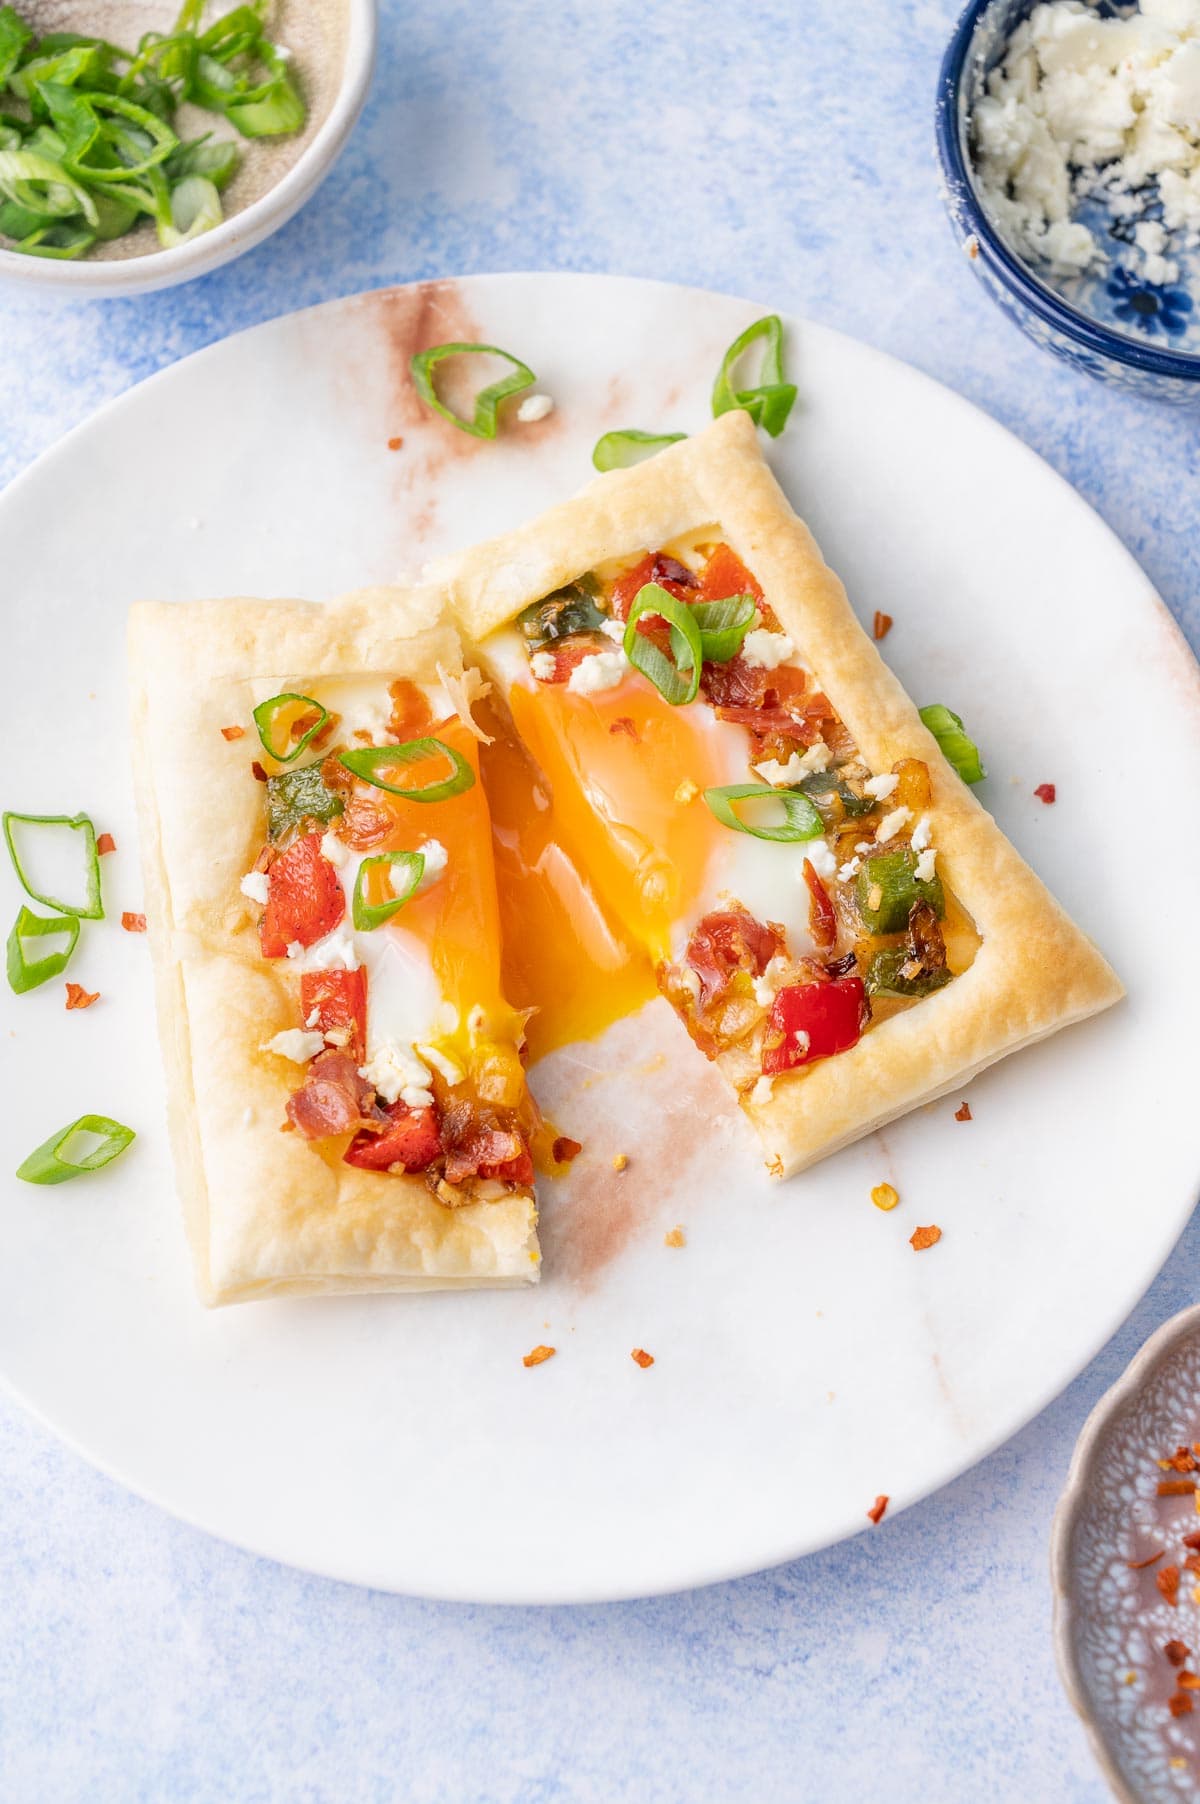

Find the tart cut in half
[[129, 588, 541, 1304], [428, 408, 1123, 1179]]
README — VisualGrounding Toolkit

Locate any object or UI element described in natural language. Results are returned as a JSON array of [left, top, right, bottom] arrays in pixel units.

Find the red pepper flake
[[523, 1345, 556, 1368], [631, 1348, 655, 1368], [909, 1224, 942, 1251], [1158, 1480, 1198, 1496], [1169, 1446, 1198, 1473], [121, 912, 147, 933], [867, 1493, 889, 1525], [1034, 783, 1056, 804], [96, 832, 116, 856], [1158, 1565, 1181, 1606], [387, 436, 403, 451], [1182, 1533, 1200, 1551], [64, 982, 99, 1010], [221, 725, 245, 741], [954, 1101, 972, 1122], [1170, 1692, 1195, 1717], [1165, 1640, 1191, 1666], [608, 716, 639, 740], [1182, 1555, 1200, 1576], [872, 611, 893, 641], [251, 760, 268, 782], [551, 1135, 582, 1165], [1127, 1550, 1166, 1569], [1180, 1672, 1200, 1691]]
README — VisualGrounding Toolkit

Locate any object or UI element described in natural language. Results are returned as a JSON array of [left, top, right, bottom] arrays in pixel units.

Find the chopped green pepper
[[856, 848, 945, 935], [798, 768, 876, 823], [6, 905, 80, 993], [265, 763, 344, 842], [864, 946, 951, 1000], [518, 582, 606, 649]]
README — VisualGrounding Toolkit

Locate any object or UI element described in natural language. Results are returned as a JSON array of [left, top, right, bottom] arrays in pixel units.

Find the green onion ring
[[703, 783, 824, 843], [252, 691, 329, 764], [17, 1113, 136, 1185], [918, 704, 986, 785], [669, 594, 757, 669], [2, 812, 104, 919], [623, 583, 704, 706], [592, 430, 687, 472], [6, 905, 81, 994], [410, 342, 536, 440], [0, 149, 98, 225], [338, 737, 476, 803], [352, 850, 426, 931], [711, 315, 797, 439]]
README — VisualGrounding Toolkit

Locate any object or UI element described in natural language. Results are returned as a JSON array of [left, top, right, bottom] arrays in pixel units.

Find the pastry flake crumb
[[64, 982, 99, 1010], [611, 1152, 628, 1172], [954, 1101, 972, 1122], [664, 1226, 686, 1248], [766, 1153, 784, 1180], [871, 1182, 899, 1212], [552, 1135, 583, 1165], [523, 1345, 556, 1368], [909, 1224, 942, 1251], [220, 724, 245, 740], [120, 913, 147, 934], [1121, 1670, 1138, 1685], [96, 832, 116, 856], [872, 610, 893, 641], [1034, 783, 1056, 804], [867, 1494, 889, 1525], [631, 1348, 654, 1368], [674, 778, 699, 805]]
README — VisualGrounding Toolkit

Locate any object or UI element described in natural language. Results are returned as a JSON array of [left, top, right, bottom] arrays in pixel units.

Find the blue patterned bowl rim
[[935, 0, 1200, 385]]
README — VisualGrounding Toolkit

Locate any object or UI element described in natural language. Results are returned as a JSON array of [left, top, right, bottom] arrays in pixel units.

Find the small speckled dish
[[1053, 1305, 1200, 1803], [0, 0, 375, 298], [936, 0, 1200, 404]]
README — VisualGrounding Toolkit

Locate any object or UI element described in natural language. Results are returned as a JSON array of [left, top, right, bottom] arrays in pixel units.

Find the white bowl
[[0, 0, 376, 297]]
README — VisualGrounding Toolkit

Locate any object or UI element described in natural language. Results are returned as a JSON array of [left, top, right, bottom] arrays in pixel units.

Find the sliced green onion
[[410, 342, 536, 440], [623, 583, 703, 706], [669, 594, 756, 669], [352, 850, 426, 931], [8, 42, 108, 101], [703, 783, 823, 842], [919, 704, 986, 785], [11, 220, 96, 257], [2, 812, 103, 919], [224, 60, 303, 137], [6, 905, 80, 994], [0, 149, 97, 224], [0, 7, 33, 88], [592, 429, 687, 472], [16, 1113, 135, 1185], [159, 171, 221, 243], [253, 691, 328, 763], [338, 737, 476, 804], [78, 93, 179, 179], [711, 315, 797, 438], [265, 764, 344, 842], [166, 134, 239, 188]]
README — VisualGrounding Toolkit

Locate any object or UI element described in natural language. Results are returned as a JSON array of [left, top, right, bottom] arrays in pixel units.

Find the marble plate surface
[[0, 273, 1197, 1603]]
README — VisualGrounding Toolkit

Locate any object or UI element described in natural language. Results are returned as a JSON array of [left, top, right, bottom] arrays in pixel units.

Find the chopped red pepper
[[699, 542, 763, 604], [96, 832, 116, 856], [867, 1494, 889, 1525], [609, 550, 697, 621], [802, 858, 837, 953], [64, 982, 99, 1009], [344, 1099, 441, 1172], [300, 969, 367, 1064], [872, 611, 893, 641], [220, 724, 245, 741], [259, 832, 345, 958], [1158, 1565, 1181, 1607], [1034, 783, 1056, 804], [762, 976, 867, 1075], [552, 1135, 583, 1165], [121, 912, 147, 933]]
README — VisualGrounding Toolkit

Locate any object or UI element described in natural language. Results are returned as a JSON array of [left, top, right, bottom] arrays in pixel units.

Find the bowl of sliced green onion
[[0, 0, 375, 294]]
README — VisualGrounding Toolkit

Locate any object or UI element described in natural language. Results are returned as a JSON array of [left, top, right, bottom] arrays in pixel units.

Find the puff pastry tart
[[128, 588, 540, 1304], [429, 409, 1123, 1178]]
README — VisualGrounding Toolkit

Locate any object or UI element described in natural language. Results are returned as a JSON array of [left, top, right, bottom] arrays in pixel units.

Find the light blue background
[[2, 3, 1197, 1799]]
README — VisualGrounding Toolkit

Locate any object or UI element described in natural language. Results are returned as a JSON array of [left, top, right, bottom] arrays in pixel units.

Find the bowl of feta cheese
[[936, 0, 1200, 402]]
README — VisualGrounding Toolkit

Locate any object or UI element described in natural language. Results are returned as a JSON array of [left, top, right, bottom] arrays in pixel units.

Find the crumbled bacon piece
[[1125, 1550, 1165, 1569], [552, 1135, 582, 1165], [685, 906, 783, 1008], [631, 1348, 655, 1368], [954, 1102, 972, 1122], [523, 1345, 555, 1368], [1158, 1565, 1181, 1607], [440, 1098, 532, 1185], [608, 716, 639, 740], [1034, 783, 1056, 804], [867, 1494, 889, 1525], [64, 982, 99, 1010], [287, 1050, 380, 1140], [96, 832, 116, 856], [251, 760, 268, 782], [1182, 1533, 1200, 1551], [1165, 1640, 1191, 1665], [909, 1225, 942, 1251], [121, 912, 147, 933], [802, 858, 837, 953], [872, 611, 893, 641], [221, 725, 245, 741]]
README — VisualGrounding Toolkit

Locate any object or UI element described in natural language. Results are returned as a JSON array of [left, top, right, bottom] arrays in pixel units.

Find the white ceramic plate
[[2, 274, 1197, 1605]]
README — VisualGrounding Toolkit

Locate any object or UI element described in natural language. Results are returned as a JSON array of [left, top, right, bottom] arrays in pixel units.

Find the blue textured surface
[[2, 2, 1198, 1799]]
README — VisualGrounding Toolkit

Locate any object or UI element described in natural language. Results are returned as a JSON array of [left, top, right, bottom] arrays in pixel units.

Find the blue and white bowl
[[936, 0, 1200, 404]]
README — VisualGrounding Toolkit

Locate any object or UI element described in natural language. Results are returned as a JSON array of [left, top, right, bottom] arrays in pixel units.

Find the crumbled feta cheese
[[754, 742, 831, 786], [914, 847, 937, 883], [855, 841, 873, 855], [305, 1007, 321, 1029], [911, 813, 933, 853], [567, 647, 627, 695], [412, 839, 448, 894], [261, 1029, 326, 1063], [792, 1029, 811, 1055], [863, 772, 899, 801], [530, 650, 557, 682], [599, 618, 626, 644], [467, 1004, 488, 1038], [750, 1075, 775, 1106], [240, 870, 270, 905], [753, 955, 791, 1007], [838, 857, 862, 882], [341, 692, 394, 744], [359, 1041, 434, 1109], [804, 837, 838, 880], [875, 806, 912, 844], [740, 628, 796, 671], [286, 940, 303, 960], [516, 392, 555, 423], [286, 927, 359, 971], [417, 1043, 464, 1085], [320, 830, 348, 868]]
